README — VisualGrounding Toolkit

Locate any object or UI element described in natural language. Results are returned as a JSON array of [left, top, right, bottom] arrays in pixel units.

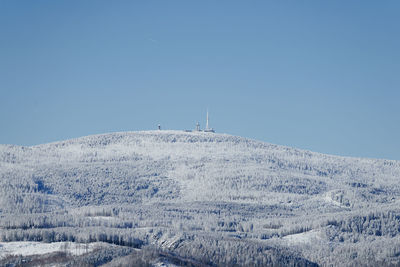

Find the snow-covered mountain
[[1, 131, 400, 266]]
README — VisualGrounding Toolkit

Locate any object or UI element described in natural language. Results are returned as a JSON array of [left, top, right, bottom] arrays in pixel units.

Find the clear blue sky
[[1, 1, 399, 160]]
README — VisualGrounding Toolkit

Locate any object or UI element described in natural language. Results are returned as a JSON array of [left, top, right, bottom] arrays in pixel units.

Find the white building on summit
[[186, 110, 215, 133]]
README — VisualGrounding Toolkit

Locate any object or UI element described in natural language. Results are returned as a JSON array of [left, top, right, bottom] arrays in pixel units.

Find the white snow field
[[1, 130, 400, 266], [0, 241, 104, 259]]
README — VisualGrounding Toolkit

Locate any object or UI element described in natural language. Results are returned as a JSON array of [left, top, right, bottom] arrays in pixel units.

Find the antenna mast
[[206, 109, 209, 130], [204, 109, 214, 132]]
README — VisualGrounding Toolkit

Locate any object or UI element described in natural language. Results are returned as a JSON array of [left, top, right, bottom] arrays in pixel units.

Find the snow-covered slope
[[1, 130, 399, 210], [1, 131, 400, 266]]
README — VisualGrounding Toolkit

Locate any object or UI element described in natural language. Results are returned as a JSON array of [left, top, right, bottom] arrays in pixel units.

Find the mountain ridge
[[2, 130, 398, 163]]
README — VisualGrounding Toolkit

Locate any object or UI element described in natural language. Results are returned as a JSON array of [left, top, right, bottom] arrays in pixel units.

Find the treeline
[[0, 224, 319, 266], [165, 234, 318, 267], [0, 227, 144, 248], [0, 244, 134, 267], [325, 210, 400, 241]]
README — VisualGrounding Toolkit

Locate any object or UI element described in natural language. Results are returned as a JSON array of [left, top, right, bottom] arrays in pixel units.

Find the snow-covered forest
[[1, 130, 400, 266]]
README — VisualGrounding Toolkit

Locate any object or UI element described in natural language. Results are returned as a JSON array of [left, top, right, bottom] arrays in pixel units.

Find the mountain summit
[[1, 131, 400, 266]]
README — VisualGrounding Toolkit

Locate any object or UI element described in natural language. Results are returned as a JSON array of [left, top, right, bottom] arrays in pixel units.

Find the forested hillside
[[1, 131, 400, 266]]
